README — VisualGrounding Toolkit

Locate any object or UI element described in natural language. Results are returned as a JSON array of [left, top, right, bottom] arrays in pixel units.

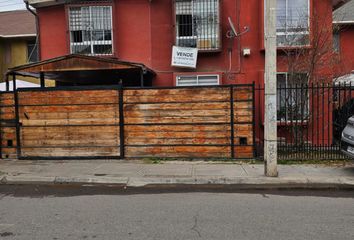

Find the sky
[[0, 0, 26, 12]]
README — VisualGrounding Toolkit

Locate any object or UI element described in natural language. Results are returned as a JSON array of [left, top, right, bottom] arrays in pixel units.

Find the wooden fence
[[0, 84, 255, 160]]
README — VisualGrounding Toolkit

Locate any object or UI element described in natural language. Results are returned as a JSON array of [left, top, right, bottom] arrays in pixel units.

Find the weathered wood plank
[[126, 138, 229, 145], [126, 146, 230, 158], [124, 88, 229, 96], [21, 118, 119, 126], [20, 126, 119, 134], [18, 90, 118, 99], [22, 138, 119, 147], [19, 111, 118, 120], [125, 125, 230, 132], [19, 104, 118, 113], [125, 131, 230, 139], [125, 116, 229, 124], [19, 96, 119, 105], [124, 102, 229, 111], [21, 147, 120, 157], [124, 108, 229, 118], [234, 146, 254, 158]]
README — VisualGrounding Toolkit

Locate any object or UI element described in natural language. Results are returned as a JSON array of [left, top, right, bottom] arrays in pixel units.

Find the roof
[[332, 0, 350, 9], [27, 0, 348, 10], [333, 0, 354, 24], [334, 71, 354, 85], [0, 10, 36, 38], [8, 54, 154, 74], [7, 54, 155, 85]]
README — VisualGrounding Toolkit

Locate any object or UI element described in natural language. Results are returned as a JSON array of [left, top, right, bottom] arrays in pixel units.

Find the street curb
[[1, 175, 354, 190]]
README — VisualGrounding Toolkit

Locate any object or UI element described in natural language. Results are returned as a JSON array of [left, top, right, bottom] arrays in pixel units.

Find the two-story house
[[0, 10, 38, 84], [26, 0, 336, 88], [333, 0, 354, 79]]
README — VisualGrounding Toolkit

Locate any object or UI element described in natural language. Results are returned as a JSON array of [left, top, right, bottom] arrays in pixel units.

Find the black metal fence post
[[118, 84, 125, 159], [0, 91, 2, 159], [230, 86, 235, 159], [252, 82, 256, 158], [13, 74, 21, 159]]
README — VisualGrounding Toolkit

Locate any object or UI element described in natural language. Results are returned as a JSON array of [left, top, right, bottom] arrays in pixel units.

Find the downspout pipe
[[24, 0, 41, 61]]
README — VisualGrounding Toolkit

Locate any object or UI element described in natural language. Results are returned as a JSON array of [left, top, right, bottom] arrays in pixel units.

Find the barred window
[[277, 73, 309, 121], [69, 6, 113, 55], [176, 74, 219, 86], [175, 0, 221, 51]]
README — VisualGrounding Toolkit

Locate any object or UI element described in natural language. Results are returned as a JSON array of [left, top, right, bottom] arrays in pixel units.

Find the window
[[175, 0, 221, 51], [266, 0, 310, 47], [333, 31, 340, 53], [176, 74, 219, 86], [27, 40, 39, 63], [69, 6, 113, 55], [277, 73, 309, 121]]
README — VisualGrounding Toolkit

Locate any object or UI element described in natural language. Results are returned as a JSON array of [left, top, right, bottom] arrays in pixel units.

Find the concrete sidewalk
[[1, 160, 354, 189]]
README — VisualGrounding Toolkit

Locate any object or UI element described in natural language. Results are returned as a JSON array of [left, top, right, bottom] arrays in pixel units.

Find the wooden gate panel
[[17, 89, 120, 159], [124, 87, 234, 158], [0, 93, 17, 159], [1, 85, 255, 160]]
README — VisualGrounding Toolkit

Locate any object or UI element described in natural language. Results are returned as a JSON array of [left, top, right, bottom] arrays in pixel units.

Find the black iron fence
[[255, 83, 354, 161]]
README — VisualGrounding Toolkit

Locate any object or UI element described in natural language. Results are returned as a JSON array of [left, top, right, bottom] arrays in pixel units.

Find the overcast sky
[[0, 0, 26, 12]]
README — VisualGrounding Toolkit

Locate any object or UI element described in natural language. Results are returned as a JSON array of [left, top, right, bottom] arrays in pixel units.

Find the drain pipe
[[24, 0, 41, 61]]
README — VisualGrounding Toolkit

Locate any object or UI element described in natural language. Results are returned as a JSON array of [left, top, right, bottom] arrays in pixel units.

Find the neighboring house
[[333, 0, 354, 76], [0, 10, 39, 84], [26, 0, 336, 87]]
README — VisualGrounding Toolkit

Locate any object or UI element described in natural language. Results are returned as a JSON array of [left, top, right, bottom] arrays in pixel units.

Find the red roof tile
[[0, 10, 36, 38]]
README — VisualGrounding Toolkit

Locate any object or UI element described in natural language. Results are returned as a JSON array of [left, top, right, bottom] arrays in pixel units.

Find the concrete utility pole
[[264, 0, 278, 177]]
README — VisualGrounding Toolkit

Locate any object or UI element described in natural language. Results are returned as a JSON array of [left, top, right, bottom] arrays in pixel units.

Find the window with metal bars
[[175, 0, 221, 51], [176, 74, 219, 86], [277, 73, 309, 121], [69, 6, 113, 55]]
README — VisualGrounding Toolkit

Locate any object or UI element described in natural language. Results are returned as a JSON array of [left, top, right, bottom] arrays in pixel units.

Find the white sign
[[171, 46, 198, 68]]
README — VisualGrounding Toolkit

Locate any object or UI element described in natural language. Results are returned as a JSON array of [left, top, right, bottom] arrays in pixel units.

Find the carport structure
[[5, 54, 155, 89]]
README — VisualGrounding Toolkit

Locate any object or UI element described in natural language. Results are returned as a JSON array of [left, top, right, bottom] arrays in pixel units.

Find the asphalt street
[[0, 186, 353, 240]]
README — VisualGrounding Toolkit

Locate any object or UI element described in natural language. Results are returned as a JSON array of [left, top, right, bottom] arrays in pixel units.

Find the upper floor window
[[265, 0, 310, 47], [175, 0, 221, 51], [333, 31, 340, 53], [69, 6, 113, 55], [27, 40, 39, 63]]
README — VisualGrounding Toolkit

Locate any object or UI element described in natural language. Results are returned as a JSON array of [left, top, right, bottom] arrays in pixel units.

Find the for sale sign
[[171, 46, 198, 69]]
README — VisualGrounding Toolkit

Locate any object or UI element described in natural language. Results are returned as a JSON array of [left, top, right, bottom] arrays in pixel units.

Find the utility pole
[[264, 0, 278, 177]]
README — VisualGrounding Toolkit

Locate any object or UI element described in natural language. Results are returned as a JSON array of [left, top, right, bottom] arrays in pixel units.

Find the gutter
[[333, 20, 354, 25], [24, 0, 41, 61], [0, 34, 37, 38]]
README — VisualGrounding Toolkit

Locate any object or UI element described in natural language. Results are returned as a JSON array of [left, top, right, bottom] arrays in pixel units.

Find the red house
[[25, 0, 338, 87], [333, 0, 354, 76]]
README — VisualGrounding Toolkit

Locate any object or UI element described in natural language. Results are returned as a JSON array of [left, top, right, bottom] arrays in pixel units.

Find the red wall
[[339, 26, 354, 73], [36, 0, 336, 146], [38, 5, 68, 59], [37, 0, 334, 87]]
